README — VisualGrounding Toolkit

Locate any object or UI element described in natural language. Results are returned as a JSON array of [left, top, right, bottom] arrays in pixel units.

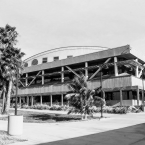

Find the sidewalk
[[0, 111, 145, 145]]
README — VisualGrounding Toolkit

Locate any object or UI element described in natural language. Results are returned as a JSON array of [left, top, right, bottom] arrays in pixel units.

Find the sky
[[0, 0, 145, 60]]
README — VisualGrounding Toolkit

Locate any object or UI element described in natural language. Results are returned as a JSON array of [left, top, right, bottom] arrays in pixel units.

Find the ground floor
[[10, 86, 145, 107]]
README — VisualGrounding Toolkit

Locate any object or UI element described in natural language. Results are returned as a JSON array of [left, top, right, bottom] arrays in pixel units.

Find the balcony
[[17, 75, 145, 96]]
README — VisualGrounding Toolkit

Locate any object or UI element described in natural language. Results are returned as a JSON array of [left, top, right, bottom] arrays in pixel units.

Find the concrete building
[[12, 45, 145, 107]]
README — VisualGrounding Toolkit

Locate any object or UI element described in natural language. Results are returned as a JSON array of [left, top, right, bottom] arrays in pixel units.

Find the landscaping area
[[0, 130, 27, 145], [0, 104, 143, 124], [0, 108, 82, 123], [11, 103, 143, 114]]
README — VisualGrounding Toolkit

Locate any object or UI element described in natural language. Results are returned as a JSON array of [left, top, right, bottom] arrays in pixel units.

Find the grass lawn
[[0, 130, 27, 145], [0, 109, 83, 123]]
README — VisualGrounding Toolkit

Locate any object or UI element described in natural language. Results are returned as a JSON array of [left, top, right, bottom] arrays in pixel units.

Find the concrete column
[[40, 95, 42, 105], [142, 89, 144, 103], [19, 96, 21, 106], [31, 96, 33, 106], [50, 95, 52, 106], [137, 87, 139, 106], [61, 94, 63, 106], [61, 67, 64, 83], [42, 70, 44, 85], [85, 62, 88, 79], [27, 96, 29, 105], [25, 73, 28, 86], [120, 89, 123, 106], [114, 57, 118, 76], [135, 59, 139, 77]]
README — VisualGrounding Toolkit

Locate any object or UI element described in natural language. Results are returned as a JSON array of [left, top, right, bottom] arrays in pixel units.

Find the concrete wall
[[25, 47, 107, 67], [131, 76, 145, 88]]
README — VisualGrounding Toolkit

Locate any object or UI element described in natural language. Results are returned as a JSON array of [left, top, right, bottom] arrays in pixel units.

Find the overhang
[[23, 45, 132, 73]]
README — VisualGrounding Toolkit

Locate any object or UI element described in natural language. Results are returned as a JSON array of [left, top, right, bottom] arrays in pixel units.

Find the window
[[42, 57, 47, 63], [31, 59, 38, 65], [24, 62, 28, 67], [67, 55, 73, 58], [53, 56, 59, 61]]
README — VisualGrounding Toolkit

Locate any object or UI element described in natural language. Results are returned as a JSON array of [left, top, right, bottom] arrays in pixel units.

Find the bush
[[10, 102, 142, 114], [21, 104, 30, 109], [127, 106, 142, 113]]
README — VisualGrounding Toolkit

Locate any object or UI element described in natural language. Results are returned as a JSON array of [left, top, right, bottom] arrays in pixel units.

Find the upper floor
[[18, 45, 145, 91], [24, 46, 109, 67]]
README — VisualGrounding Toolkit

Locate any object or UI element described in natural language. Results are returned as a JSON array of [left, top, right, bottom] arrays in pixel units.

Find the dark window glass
[[42, 57, 47, 63], [53, 56, 59, 61]]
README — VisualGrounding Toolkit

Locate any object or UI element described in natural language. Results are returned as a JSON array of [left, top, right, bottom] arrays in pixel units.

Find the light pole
[[100, 68, 103, 118], [142, 68, 145, 112], [15, 67, 18, 115]]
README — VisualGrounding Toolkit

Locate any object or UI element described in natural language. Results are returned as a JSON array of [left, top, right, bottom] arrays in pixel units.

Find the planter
[[7, 115, 23, 136]]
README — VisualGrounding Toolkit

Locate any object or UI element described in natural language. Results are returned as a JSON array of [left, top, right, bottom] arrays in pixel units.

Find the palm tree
[[65, 72, 106, 119], [0, 24, 25, 114]]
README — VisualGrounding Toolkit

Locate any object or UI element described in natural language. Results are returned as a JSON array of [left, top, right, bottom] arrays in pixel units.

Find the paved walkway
[[0, 111, 145, 145]]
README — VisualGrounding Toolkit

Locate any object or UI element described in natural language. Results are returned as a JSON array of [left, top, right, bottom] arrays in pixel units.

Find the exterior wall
[[88, 75, 132, 90], [23, 45, 131, 73], [131, 76, 145, 88], [25, 47, 108, 67]]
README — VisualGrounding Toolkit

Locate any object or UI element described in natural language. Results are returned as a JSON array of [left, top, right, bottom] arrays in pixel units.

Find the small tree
[[0, 24, 25, 114], [66, 72, 106, 119]]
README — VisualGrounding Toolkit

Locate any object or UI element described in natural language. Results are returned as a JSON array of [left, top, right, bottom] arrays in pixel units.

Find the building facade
[[12, 45, 145, 107]]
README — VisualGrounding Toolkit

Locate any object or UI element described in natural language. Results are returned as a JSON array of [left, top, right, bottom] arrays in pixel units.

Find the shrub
[[103, 106, 115, 113], [50, 105, 62, 110], [113, 107, 127, 114], [127, 106, 142, 113]]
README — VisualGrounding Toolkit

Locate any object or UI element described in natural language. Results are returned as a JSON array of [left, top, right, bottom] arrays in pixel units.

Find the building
[[12, 45, 145, 107]]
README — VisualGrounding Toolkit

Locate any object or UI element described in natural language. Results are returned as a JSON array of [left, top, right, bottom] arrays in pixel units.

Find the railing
[[18, 75, 133, 96]]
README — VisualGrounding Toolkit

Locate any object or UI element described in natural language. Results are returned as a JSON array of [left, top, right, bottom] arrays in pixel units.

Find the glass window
[[42, 57, 47, 63], [54, 56, 59, 61], [31, 59, 38, 65]]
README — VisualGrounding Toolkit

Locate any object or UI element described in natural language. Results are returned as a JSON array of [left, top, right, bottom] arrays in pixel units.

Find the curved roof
[[24, 46, 110, 62]]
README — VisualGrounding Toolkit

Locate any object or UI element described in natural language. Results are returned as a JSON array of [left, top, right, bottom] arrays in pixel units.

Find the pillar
[[19, 96, 21, 106], [137, 87, 139, 106], [114, 57, 118, 76], [120, 89, 123, 106], [61, 94, 63, 106], [42, 70, 44, 85], [135, 59, 139, 77], [85, 62, 88, 79], [61, 67, 64, 83], [50, 95, 52, 106], [40, 95, 42, 105], [25, 73, 28, 86], [27, 96, 29, 105], [31, 96, 33, 106]]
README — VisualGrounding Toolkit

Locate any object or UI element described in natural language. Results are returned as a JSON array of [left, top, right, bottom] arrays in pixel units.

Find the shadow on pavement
[[36, 123, 145, 145], [29, 113, 82, 122]]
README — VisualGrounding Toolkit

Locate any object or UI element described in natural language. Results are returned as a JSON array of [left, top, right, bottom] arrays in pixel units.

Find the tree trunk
[[1, 90, 6, 114], [2, 80, 12, 115]]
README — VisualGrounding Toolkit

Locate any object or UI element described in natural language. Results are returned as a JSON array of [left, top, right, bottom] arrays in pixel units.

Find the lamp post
[[100, 68, 103, 118], [15, 67, 18, 115], [142, 68, 145, 111]]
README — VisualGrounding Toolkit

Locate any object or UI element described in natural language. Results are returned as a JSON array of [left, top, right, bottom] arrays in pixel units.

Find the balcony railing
[[17, 75, 141, 96]]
